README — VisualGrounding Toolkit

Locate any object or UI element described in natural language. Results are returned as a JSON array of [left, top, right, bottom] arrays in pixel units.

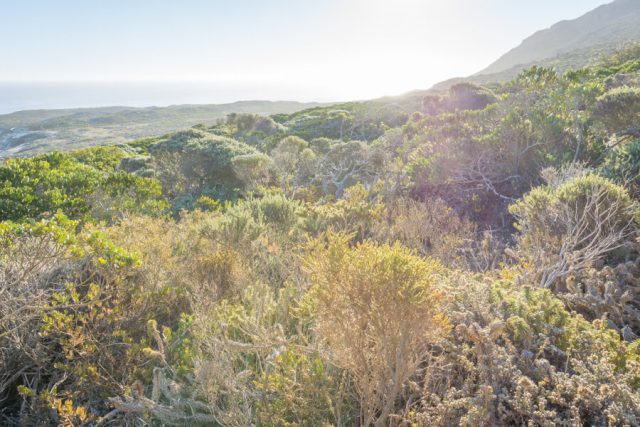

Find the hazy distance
[[1, 0, 609, 114]]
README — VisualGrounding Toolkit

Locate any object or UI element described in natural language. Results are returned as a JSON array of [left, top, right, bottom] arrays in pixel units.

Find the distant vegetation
[[2, 42, 640, 426], [0, 101, 329, 158]]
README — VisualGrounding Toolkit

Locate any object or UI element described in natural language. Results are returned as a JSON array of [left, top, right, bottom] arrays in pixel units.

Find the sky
[[0, 0, 611, 104]]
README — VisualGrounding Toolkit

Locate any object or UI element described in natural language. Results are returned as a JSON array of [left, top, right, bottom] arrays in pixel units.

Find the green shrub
[[510, 173, 638, 289], [593, 86, 640, 135]]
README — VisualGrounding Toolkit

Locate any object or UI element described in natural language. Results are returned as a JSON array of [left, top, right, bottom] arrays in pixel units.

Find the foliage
[[308, 183, 384, 242], [510, 173, 638, 289], [375, 196, 476, 267], [146, 129, 266, 206], [0, 152, 103, 221], [305, 235, 448, 426], [0, 151, 166, 222], [270, 136, 317, 196], [70, 145, 127, 172], [448, 82, 498, 111], [3, 46, 640, 426], [600, 138, 640, 195], [409, 277, 640, 426], [593, 86, 640, 135]]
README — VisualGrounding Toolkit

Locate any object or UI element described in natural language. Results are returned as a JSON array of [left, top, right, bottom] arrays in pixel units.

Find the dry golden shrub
[[376, 197, 475, 267], [306, 235, 449, 426]]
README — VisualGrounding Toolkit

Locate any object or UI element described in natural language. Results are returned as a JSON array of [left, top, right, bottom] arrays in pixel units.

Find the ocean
[[0, 81, 329, 115]]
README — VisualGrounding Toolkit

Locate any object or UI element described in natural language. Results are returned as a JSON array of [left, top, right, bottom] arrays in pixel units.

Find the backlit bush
[[306, 235, 448, 426]]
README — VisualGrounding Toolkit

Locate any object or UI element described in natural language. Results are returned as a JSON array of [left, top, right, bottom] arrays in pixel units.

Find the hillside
[[7, 0, 640, 424], [2, 44, 640, 425], [477, 0, 640, 78], [0, 100, 329, 158]]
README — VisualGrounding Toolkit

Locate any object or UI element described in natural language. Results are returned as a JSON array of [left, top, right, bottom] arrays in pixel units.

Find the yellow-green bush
[[305, 235, 448, 426]]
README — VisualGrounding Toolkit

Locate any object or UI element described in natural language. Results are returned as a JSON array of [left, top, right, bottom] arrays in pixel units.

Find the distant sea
[[0, 82, 329, 115]]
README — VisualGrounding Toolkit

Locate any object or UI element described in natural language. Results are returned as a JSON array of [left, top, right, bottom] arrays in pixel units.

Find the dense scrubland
[[2, 45, 640, 426], [0, 101, 328, 158]]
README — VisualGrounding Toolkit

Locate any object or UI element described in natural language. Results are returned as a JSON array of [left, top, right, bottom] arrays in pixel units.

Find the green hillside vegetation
[[2, 45, 640, 425], [0, 101, 329, 159]]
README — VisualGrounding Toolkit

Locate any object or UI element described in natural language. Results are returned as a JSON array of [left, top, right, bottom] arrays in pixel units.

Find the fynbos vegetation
[[2, 42, 640, 426]]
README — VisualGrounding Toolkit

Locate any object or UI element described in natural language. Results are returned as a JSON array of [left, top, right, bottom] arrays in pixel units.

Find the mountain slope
[[478, 0, 640, 77]]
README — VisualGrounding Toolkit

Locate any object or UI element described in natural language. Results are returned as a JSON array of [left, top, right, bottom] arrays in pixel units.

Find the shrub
[[410, 276, 640, 426], [230, 152, 272, 193], [375, 197, 475, 266], [510, 173, 638, 289], [89, 171, 169, 221], [70, 145, 126, 172], [271, 136, 317, 196], [308, 183, 384, 242], [600, 138, 640, 195], [149, 129, 262, 203], [0, 152, 102, 221], [448, 82, 498, 111], [593, 86, 640, 136], [305, 235, 448, 426]]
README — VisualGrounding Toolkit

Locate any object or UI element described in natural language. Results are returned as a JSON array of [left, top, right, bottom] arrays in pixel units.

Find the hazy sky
[[1, 0, 611, 101]]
